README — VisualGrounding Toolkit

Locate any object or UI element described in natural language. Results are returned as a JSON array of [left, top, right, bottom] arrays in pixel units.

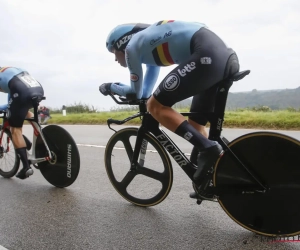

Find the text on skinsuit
[[67, 144, 72, 178], [177, 62, 196, 77], [163, 73, 180, 91], [178, 62, 196, 77], [156, 133, 187, 167]]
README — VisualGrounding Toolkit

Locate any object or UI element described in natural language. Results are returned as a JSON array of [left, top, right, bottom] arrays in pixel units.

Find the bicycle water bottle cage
[[229, 70, 250, 82]]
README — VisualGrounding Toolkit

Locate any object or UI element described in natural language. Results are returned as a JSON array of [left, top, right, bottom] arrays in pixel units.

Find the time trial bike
[[101, 70, 300, 237], [0, 96, 80, 187]]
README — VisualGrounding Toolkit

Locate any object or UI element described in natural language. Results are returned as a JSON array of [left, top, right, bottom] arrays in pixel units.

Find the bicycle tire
[[0, 129, 20, 178], [105, 127, 173, 207], [214, 132, 300, 236], [35, 125, 80, 188]]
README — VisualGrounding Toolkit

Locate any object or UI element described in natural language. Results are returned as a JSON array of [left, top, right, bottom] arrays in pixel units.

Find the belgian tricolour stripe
[[156, 20, 174, 26], [0, 67, 10, 72], [152, 43, 174, 66], [152, 20, 175, 66]]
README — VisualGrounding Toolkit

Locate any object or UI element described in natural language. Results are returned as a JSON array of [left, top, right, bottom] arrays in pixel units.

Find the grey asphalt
[[0, 125, 300, 250]]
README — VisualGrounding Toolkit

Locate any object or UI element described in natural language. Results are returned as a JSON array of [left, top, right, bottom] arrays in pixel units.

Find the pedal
[[192, 182, 218, 202]]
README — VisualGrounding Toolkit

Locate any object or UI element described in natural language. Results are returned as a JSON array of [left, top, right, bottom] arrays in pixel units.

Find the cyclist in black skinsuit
[[100, 20, 239, 194], [0, 67, 44, 179]]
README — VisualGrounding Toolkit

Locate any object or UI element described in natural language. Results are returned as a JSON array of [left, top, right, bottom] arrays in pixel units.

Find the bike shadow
[[102, 201, 298, 250]]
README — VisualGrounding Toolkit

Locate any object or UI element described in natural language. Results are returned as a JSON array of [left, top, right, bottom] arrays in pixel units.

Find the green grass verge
[[42, 110, 300, 130]]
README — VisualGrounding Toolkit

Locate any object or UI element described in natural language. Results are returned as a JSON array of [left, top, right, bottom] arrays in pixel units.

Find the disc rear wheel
[[35, 125, 80, 188], [214, 132, 300, 236]]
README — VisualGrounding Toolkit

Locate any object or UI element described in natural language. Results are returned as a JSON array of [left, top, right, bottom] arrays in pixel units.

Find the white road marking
[[76, 143, 191, 156]]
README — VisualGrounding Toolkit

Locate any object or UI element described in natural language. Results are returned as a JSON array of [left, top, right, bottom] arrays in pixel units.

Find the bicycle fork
[[129, 127, 148, 171], [28, 121, 54, 165]]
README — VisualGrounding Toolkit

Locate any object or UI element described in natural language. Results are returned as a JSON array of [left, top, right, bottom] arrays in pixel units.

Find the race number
[[19, 74, 41, 88]]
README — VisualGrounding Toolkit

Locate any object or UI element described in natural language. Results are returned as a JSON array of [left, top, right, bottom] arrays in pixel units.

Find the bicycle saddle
[[31, 96, 46, 106], [229, 70, 250, 82]]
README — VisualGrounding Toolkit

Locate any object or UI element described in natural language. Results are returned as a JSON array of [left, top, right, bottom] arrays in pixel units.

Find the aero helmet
[[106, 23, 150, 53]]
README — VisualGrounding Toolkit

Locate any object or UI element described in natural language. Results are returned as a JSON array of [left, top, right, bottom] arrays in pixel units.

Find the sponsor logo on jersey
[[152, 42, 174, 66], [200, 57, 212, 64], [150, 31, 172, 46], [163, 73, 180, 91], [117, 34, 135, 49], [163, 30, 172, 38], [177, 62, 196, 77], [150, 36, 162, 46], [130, 73, 139, 82]]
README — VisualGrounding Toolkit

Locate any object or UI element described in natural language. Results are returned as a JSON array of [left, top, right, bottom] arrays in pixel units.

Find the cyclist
[[0, 67, 44, 179], [100, 20, 239, 188]]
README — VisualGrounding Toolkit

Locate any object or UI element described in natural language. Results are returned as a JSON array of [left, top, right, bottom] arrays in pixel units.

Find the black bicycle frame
[[107, 78, 268, 191]]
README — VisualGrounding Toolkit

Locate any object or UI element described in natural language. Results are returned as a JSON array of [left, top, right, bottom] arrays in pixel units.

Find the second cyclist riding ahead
[[0, 96, 80, 188], [101, 70, 300, 237]]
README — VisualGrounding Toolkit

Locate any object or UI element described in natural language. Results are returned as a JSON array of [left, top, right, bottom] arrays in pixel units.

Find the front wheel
[[105, 127, 173, 207], [214, 132, 300, 236], [0, 128, 20, 178], [35, 125, 80, 188]]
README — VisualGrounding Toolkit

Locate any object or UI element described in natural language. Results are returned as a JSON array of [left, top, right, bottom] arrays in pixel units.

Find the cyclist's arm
[[110, 82, 134, 97], [110, 43, 144, 99], [142, 65, 160, 98], [125, 43, 144, 99], [110, 64, 160, 99]]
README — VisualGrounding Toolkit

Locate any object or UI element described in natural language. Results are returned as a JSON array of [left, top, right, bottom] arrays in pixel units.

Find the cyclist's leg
[[148, 84, 222, 184], [188, 85, 219, 166], [148, 60, 219, 149], [188, 83, 219, 138], [10, 125, 33, 179], [188, 119, 208, 138]]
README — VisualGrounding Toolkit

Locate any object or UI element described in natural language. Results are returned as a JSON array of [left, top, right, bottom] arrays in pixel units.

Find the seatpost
[[31, 97, 40, 124], [33, 103, 38, 123], [208, 80, 232, 140]]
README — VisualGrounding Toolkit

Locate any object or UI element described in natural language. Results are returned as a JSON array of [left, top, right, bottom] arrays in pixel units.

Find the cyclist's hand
[[99, 83, 112, 96], [99, 82, 121, 96]]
